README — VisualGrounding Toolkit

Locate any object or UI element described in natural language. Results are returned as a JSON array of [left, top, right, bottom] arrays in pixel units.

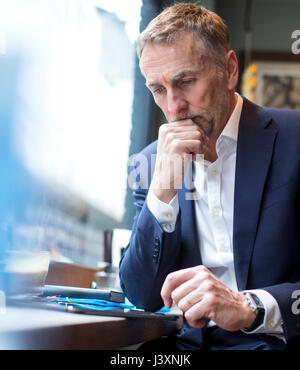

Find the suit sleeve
[[264, 282, 300, 343], [119, 145, 183, 311]]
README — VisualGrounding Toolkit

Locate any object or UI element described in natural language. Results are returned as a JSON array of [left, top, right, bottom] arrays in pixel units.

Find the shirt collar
[[196, 93, 243, 168], [219, 92, 243, 142]]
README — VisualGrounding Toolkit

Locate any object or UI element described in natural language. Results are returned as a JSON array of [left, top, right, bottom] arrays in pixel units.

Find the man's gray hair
[[137, 3, 231, 71]]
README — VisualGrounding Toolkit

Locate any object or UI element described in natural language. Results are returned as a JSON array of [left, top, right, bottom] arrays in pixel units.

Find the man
[[119, 3, 300, 350]]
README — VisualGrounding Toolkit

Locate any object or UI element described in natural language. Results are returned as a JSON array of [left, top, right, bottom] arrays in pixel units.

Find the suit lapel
[[233, 98, 277, 290]]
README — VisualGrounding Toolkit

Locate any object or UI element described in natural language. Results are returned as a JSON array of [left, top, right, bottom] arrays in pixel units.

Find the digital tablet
[[66, 304, 180, 321]]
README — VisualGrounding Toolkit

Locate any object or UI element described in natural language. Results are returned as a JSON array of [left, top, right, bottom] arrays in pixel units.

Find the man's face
[[140, 32, 232, 139]]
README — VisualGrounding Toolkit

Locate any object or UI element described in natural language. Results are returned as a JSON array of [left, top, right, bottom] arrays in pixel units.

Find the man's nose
[[166, 90, 188, 118]]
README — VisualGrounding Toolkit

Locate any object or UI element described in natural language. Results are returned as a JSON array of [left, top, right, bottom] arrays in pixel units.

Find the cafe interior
[[0, 0, 300, 350]]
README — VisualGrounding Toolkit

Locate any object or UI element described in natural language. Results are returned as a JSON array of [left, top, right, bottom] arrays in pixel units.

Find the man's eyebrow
[[172, 70, 197, 81], [146, 81, 159, 88], [146, 70, 198, 88]]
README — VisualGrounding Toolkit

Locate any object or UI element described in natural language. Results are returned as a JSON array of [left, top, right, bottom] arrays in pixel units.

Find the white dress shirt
[[147, 93, 284, 341]]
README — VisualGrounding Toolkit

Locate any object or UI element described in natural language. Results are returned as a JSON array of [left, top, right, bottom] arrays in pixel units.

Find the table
[[0, 305, 182, 350]]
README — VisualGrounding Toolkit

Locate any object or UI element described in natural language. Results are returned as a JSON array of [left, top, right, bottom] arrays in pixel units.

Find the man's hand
[[152, 119, 209, 203], [161, 265, 256, 331]]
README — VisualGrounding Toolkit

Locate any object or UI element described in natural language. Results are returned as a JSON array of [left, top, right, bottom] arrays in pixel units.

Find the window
[[0, 0, 142, 266]]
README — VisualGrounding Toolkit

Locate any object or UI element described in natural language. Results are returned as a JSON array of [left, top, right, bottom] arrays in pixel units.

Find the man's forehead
[[140, 34, 208, 83]]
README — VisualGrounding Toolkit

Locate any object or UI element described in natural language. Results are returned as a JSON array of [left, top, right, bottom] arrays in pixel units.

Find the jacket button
[[154, 237, 160, 247]]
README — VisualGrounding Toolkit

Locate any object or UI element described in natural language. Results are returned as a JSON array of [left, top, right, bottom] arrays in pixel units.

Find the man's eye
[[181, 79, 193, 85], [153, 87, 164, 94]]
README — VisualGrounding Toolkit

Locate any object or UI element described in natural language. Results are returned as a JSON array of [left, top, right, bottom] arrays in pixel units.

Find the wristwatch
[[242, 292, 265, 332]]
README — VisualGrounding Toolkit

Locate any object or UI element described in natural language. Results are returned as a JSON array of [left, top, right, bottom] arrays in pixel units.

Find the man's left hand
[[161, 265, 255, 331]]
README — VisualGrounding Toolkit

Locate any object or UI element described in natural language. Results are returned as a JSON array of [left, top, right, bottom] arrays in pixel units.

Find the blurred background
[[0, 0, 299, 281], [0, 0, 142, 272]]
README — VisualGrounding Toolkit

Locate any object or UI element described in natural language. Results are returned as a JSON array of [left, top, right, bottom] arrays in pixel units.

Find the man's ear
[[226, 50, 239, 91]]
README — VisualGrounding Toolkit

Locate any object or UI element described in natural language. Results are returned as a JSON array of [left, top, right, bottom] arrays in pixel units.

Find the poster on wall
[[242, 60, 300, 109]]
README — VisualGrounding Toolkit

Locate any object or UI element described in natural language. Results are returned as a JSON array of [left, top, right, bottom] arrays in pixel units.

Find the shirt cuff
[[146, 184, 179, 233], [241, 289, 285, 343]]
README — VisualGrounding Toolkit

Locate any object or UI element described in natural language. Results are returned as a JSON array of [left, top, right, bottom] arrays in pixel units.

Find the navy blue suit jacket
[[119, 97, 300, 347]]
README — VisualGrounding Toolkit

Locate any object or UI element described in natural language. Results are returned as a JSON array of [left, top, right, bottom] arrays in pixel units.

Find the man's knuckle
[[167, 271, 176, 283], [171, 138, 181, 150], [170, 293, 176, 303], [159, 123, 167, 132], [199, 265, 209, 273], [177, 299, 185, 311], [206, 293, 217, 307], [159, 124, 169, 137], [184, 311, 193, 321], [203, 280, 214, 292], [165, 131, 175, 143], [199, 271, 210, 282]]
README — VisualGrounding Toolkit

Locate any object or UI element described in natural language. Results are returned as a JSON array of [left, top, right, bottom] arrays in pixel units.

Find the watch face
[[252, 294, 260, 305], [251, 293, 264, 311]]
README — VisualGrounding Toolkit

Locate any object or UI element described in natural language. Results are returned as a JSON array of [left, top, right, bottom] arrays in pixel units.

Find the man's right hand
[[151, 119, 209, 203]]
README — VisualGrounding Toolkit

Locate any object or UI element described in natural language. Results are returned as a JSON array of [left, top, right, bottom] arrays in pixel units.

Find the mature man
[[119, 3, 300, 350]]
